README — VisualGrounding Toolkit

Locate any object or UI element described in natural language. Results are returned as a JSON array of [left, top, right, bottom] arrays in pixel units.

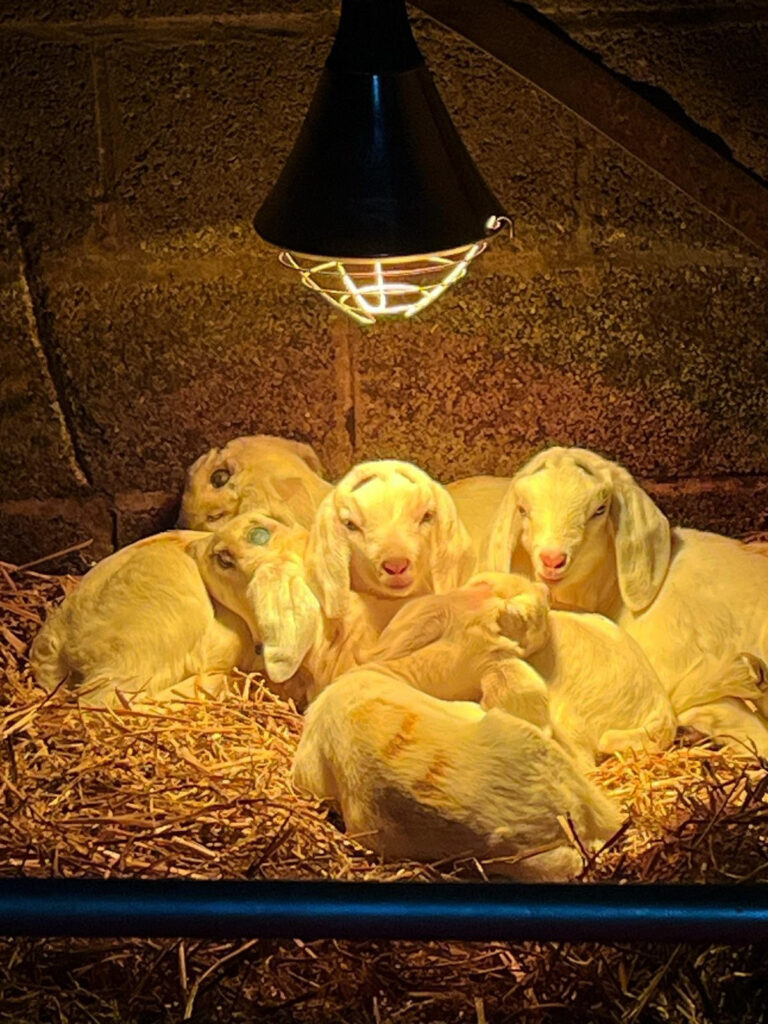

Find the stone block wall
[[1, 0, 767, 566]]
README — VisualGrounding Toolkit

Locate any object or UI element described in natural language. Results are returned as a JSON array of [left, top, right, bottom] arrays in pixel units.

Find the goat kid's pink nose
[[382, 558, 411, 576], [540, 549, 568, 570]]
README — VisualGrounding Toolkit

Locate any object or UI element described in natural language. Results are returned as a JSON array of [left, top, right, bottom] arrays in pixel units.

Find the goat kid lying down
[[366, 571, 678, 768], [292, 674, 622, 881], [178, 434, 331, 531], [32, 511, 383, 709], [482, 446, 768, 756], [30, 529, 261, 706], [191, 514, 385, 703], [305, 459, 475, 630]]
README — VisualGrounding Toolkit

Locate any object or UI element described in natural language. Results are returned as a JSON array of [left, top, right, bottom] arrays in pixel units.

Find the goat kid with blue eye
[[482, 446, 768, 757], [304, 460, 476, 632], [31, 509, 352, 709]]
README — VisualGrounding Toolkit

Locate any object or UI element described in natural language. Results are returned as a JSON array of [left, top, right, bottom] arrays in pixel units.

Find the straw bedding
[[1, 555, 768, 1023]]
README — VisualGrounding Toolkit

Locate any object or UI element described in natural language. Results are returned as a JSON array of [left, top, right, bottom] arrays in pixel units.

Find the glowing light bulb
[[278, 219, 510, 326]]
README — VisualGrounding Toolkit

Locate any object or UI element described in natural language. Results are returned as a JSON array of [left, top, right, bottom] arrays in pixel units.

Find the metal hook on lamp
[[253, 0, 509, 324]]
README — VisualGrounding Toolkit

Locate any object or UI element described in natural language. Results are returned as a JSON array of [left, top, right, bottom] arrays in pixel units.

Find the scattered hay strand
[[2, 561, 768, 1022]]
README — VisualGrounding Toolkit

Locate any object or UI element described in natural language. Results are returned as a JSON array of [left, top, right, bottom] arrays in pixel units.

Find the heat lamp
[[254, 0, 508, 325]]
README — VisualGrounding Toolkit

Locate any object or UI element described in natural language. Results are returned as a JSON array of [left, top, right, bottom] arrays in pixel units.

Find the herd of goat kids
[[29, 437, 768, 881]]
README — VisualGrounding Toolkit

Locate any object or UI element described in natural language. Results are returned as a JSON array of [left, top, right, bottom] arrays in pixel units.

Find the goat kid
[[190, 513, 384, 704], [447, 474, 513, 561], [179, 434, 331, 531], [305, 460, 475, 629], [30, 530, 260, 706], [482, 446, 768, 756], [292, 673, 622, 881], [367, 571, 678, 768]]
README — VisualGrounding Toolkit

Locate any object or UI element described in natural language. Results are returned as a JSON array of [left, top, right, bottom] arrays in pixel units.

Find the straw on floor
[[1, 556, 767, 1023]]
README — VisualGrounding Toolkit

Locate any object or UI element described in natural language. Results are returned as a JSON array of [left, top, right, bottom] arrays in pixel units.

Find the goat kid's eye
[[210, 468, 231, 489], [517, 506, 528, 518], [342, 519, 360, 532], [247, 526, 271, 546], [592, 504, 607, 518], [420, 510, 435, 525], [206, 511, 226, 523], [215, 549, 236, 570]]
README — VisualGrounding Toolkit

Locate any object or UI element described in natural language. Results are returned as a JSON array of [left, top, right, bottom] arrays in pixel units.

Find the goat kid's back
[[293, 674, 622, 881]]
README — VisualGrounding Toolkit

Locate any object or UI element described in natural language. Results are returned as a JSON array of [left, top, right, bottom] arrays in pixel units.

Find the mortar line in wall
[[91, 41, 116, 203], [348, 321, 362, 461], [643, 474, 768, 494], [0, 12, 337, 43], [89, 38, 127, 251], [330, 316, 357, 465], [108, 505, 120, 552], [12, 220, 93, 489], [14, 237, 91, 489]]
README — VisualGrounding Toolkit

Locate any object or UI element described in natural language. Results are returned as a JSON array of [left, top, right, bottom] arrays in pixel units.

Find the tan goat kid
[[30, 529, 260, 706], [482, 446, 768, 756], [179, 434, 331, 531], [191, 513, 385, 703], [292, 673, 622, 881]]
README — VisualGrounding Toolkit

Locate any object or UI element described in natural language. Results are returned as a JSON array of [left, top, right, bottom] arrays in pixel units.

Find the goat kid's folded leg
[[480, 660, 550, 732], [667, 652, 768, 714], [677, 697, 768, 760], [491, 844, 583, 882]]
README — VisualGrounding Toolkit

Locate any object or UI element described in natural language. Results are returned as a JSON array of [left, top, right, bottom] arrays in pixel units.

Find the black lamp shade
[[254, 0, 504, 259]]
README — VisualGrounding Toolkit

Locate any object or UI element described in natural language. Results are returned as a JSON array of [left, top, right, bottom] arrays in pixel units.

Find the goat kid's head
[[178, 434, 327, 532], [484, 447, 671, 612], [189, 510, 321, 683], [306, 460, 475, 618]]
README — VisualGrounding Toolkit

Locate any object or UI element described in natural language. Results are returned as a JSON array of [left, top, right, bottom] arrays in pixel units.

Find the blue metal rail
[[1, 879, 767, 942]]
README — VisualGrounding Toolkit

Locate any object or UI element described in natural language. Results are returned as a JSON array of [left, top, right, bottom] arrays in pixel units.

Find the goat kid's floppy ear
[[304, 492, 351, 618], [480, 481, 523, 572], [609, 464, 671, 612], [430, 484, 476, 591], [280, 437, 327, 478], [249, 561, 321, 683]]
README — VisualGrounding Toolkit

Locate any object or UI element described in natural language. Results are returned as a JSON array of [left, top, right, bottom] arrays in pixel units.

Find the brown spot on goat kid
[[382, 711, 419, 759]]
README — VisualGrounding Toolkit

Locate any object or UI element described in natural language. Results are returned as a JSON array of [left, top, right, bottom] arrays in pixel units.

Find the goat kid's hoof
[[738, 652, 768, 691]]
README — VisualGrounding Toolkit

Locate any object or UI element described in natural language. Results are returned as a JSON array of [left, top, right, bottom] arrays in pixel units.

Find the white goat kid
[[30, 530, 260, 707], [367, 571, 678, 767], [179, 434, 331, 531], [305, 460, 475, 631], [482, 447, 768, 756], [292, 674, 622, 880], [190, 514, 382, 703]]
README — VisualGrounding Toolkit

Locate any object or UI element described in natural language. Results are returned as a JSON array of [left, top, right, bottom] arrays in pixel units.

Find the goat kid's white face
[[190, 512, 319, 682], [514, 462, 612, 589], [338, 475, 438, 599]]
